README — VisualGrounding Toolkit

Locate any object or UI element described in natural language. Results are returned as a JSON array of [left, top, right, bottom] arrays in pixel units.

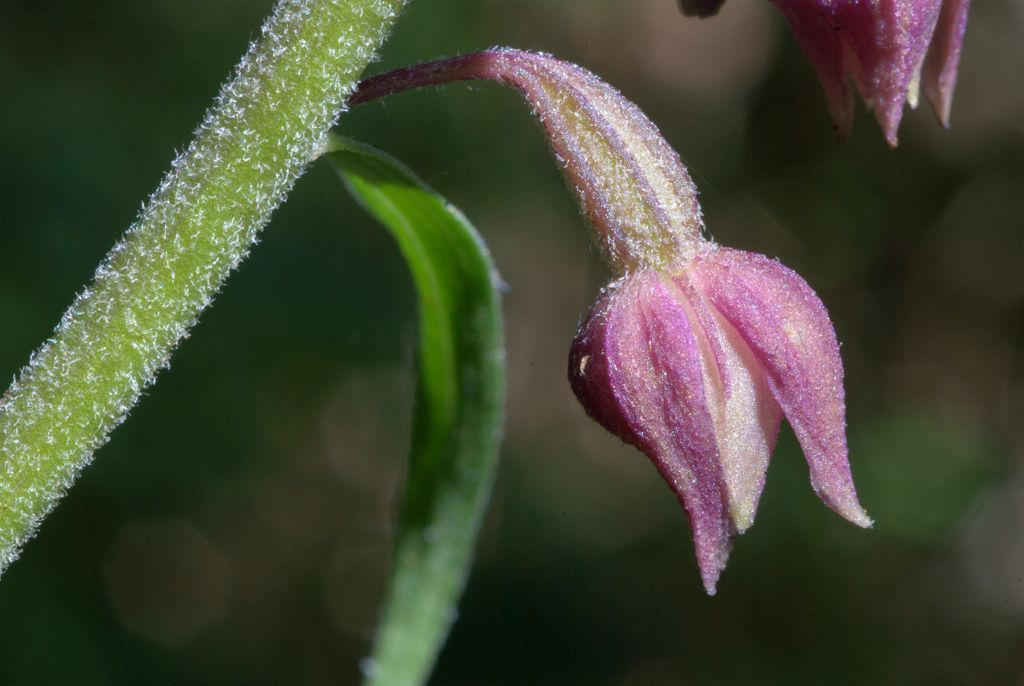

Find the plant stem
[[350, 48, 705, 274], [0, 0, 407, 574]]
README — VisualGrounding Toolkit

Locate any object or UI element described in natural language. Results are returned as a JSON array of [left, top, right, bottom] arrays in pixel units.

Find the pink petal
[[771, 0, 944, 146], [922, 0, 970, 127], [568, 283, 642, 449], [682, 277, 784, 533], [771, 0, 856, 140], [855, 0, 942, 146], [691, 248, 871, 529], [569, 272, 731, 593]]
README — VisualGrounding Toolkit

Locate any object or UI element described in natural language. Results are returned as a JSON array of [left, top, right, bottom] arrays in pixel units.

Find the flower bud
[[569, 248, 871, 593]]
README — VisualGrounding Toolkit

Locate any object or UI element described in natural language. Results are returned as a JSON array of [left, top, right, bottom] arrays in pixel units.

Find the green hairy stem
[[0, 0, 407, 573]]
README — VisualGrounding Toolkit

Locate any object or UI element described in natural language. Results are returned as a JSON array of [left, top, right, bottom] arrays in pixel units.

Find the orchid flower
[[682, 1, 971, 145], [351, 48, 871, 594], [773, 0, 971, 145]]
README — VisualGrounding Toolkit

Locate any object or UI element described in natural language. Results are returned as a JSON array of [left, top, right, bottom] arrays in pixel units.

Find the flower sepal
[[570, 247, 871, 594]]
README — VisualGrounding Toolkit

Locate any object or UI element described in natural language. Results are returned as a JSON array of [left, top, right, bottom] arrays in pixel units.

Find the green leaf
[[326, 136, 505, 686]]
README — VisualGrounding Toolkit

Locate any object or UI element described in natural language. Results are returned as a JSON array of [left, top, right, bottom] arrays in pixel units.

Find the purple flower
[[680, 1, 972, 145], [771, 0, 971, 145], [569, 247, 871, 593], [351, 48, 871, 594]]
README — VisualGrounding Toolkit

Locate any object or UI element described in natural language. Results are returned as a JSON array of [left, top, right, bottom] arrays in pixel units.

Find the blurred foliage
[[329, 137, 504, 685], [1, 0, 1022, 684]]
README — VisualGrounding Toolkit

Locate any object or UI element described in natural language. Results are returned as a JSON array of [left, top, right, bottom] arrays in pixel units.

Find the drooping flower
[[351, 48, 871, 594], [568, 246, 872, 593], [772, 0, 971, 145], [681, 1, 971, 146]]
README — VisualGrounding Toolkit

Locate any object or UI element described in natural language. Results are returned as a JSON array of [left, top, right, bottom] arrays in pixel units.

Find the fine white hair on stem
[[0, 0, 406, 574]]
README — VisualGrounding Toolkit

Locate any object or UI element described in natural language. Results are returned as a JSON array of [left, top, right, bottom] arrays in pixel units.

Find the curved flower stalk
[[351, 48, 871, 594], [682, 0, 971, 145]]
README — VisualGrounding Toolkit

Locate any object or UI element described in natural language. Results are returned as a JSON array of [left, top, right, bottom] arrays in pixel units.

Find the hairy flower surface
[[682, 0, 971, 145], [771, 0, 970, 145], [352, 48, 871, 594], [569, 247, 871, 592]]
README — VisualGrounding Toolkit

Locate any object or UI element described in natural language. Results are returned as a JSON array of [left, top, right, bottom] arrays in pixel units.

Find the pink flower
[[351, 48, 871, 594], [568, 247, 871, 593], [680, 1, 971, 145], [770, 0, 971, 145]]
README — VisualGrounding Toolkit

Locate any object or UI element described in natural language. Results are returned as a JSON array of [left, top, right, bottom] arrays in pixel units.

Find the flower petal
[[855, 0, 942, 146], [771, 0, 856, 140], [682, 277, 783, 534], [771, 0, 944, 146], [691, 248, 871, 528], [568, 282, 642, 449], [922, 0, 970, 127], [569, 272, 731, 593]]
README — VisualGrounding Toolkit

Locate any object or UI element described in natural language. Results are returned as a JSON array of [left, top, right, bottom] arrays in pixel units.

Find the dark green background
[[1, 1, 1022, 683]]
